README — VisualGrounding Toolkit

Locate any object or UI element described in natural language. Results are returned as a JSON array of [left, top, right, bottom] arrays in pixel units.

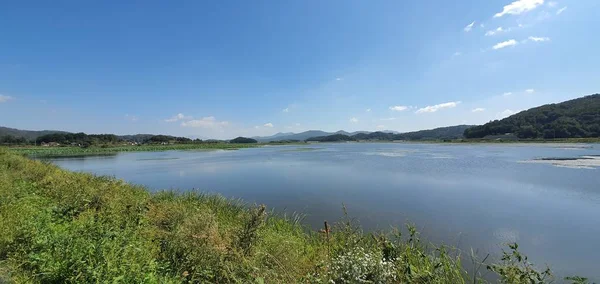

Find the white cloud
[[471, 108, 486, 112], [165, 113, 192, 122], [282, 107, 289, 113], [376, 125, 386, 129], [181, 116, 229, 128], [528, 36, 550, 42], [525, 89, 535, 93], [263, 122, 274, 128], [453, 51, 462, 57], [416, 101, 461, 114], [464, 21, 475, 32], [125, 114, 139, 122], [295, 123, 301, 126], [548, 1, 557, 7], [0, 94, 13, 103], [503, 92, 513, 97], [485, 27, 510, 36], [335, 77, 343, 81], [349, 117, 359, 123], [389, 105, 408, 112], [556, 6, 567, 14], [493, 39, 518, 50], [366, 108, 371, 112], [498, 109, 516, 118], [494, 0, 545, 18]]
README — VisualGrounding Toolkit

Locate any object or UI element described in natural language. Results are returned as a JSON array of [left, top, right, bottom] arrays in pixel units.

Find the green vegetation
[[230, 137, 258, 143], [0, 126, 67, 141], [305, 126, 473, 142], [0, 129, 209, 147], [464, 94, 600, 139], [0, 149, 589, 283], [8, 144, 259, 158], [306, 134, 357, 142]]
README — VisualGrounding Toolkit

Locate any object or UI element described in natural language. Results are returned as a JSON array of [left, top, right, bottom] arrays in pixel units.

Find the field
[[0, 148, 589, 283]]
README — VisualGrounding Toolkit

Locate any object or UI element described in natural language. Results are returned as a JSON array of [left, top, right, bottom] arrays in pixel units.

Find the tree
[[230, 137, 258, 143]]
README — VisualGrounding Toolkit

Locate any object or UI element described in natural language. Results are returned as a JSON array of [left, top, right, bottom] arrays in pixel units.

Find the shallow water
[[48, 143, 600, 280]]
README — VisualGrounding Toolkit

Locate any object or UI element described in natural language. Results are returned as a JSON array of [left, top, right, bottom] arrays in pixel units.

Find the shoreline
[[0, 148, 590, 283]]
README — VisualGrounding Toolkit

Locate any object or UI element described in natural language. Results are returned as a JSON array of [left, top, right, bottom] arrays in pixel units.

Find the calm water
[[49, 143, 600, 280]]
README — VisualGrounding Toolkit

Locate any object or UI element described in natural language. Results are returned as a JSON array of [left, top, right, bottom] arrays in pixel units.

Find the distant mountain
[[254, 130, 333, 142], [306, 134, 356, 142], [464, 94, 600, 139], [0, 126, 69, 140], [252, 132, 294, 141], [305, 125, 474, 142]]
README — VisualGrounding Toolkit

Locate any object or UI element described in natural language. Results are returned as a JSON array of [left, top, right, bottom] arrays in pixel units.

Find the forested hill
[[464, 94, 600, 139], [0, 126, 67, 140], [306, 125, 473, 142]]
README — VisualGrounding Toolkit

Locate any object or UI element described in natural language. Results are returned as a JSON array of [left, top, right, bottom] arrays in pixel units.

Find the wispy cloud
[[494, 0, 545, 18], [282, 107, 289, 113], [485, 26, 510, 36], [556, 6, 567, 14], [366, 108, 371, 112], [380, 117, 397, 121], [416, 101, 461, 114], [165, 113, 192, 122], [528, 36, 550, 42], [389, 105, 408, 112], [548, 1, 557, 7], [335, 77, 343, 81], [471, 108, 486, 113], [0, 94, 13, 103], [124, 114, 139, 122], [376, 125, 386, 129], [349, 117, 359, 123], [498, 109, 516, 118], [503, 92, 513, 97], [464, 21, 475, 32], [493, 39, 518, 50], [453, 51, 462, 57], [263, 122, 274, 128], [525, 89, 535, 93], [181, 116, 229, 128]]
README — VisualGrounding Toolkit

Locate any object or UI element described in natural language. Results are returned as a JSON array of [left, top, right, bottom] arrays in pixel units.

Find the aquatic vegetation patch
[[522, 155, 600, 169]]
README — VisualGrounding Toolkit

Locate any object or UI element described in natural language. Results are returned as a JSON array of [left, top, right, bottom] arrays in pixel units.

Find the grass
[[0, 148, 591, 283], [7, 143, 260, 158]]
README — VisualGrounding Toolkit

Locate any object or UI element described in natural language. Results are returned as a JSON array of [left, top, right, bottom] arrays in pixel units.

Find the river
[[47, 143, 600, 280]]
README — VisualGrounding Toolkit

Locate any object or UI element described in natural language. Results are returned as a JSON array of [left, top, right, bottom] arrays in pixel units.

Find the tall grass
[[0, 148, 589, 283]]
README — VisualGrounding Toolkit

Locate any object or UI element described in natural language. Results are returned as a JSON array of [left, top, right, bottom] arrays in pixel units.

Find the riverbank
[[6, 143, 261, 157], [0, 149, 586, 283]]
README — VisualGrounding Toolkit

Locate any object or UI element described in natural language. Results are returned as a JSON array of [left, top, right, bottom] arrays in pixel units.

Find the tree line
[[464, 94, 600, 139], [0, 132, 206, 146]]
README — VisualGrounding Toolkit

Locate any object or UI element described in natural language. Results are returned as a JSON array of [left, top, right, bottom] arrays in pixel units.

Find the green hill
[[0, 126, 68, 140], [305, 134, 356, 142], [464, 94, 600, 139], [230, 137, 258, 143], [394, 125, 473, 140], [307, 125, 473, 142]]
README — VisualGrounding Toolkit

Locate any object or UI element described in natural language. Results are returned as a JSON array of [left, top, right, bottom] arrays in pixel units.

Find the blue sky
[[1, 0, 598, 139]]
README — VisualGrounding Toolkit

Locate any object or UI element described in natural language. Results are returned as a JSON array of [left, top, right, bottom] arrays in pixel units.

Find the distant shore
[[6, 143, 260, 157], [5, 137, 598, 158]]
